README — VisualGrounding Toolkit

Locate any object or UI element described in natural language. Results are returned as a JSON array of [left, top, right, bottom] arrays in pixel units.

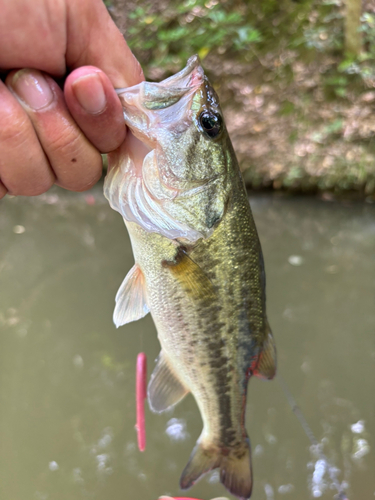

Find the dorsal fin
[[113, 264, 149, 327], [148, 351, 189, 413]]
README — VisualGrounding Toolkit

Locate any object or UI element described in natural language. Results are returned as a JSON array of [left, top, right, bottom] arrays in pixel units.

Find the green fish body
[[104, 56, 276, 500]]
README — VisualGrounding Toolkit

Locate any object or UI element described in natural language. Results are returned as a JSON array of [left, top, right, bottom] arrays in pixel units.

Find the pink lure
[[159, 497, 204, 500], [136, 352, 147, 452]]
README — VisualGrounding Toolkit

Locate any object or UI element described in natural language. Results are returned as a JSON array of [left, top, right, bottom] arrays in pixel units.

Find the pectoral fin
[[165, 248, 216, 301], [113, 264, 149, 327], [253, 324, 277, 380], [148, 351, 189, 413]]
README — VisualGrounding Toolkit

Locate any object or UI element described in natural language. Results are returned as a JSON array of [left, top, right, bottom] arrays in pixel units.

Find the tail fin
[[220, 439, 252, 499], [180, 438, 252, 500]]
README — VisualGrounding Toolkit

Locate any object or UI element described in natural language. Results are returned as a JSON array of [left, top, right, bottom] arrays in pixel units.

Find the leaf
[[198, 46, 210, 59]]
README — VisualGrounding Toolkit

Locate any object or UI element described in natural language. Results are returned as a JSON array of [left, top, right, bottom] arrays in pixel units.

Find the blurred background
[[1, 189, 374, 500], [108, 0, 375, 196], [1, 2, 375, 500]]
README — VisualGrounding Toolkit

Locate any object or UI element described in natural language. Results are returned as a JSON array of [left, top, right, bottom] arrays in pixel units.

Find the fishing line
[[138, 299, 147, 353], [140, 326, 144, 352], [276, 373, 349, 500]]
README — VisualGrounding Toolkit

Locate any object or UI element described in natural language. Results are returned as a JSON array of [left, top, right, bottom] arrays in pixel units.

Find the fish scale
[[189, 180, 263, 437], [104, 55, 276, 499]]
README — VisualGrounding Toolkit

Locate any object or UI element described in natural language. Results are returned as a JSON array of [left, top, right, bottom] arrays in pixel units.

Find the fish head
[[104, 56, 234, 242]]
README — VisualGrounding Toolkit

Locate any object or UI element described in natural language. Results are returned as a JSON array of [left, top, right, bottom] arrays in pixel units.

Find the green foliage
[[283, 166, 304, 187], [116, 0, 375, 88], [336, 10, 375, 84], [299, 2, 375, 88], [279, 100, 296, 116], [107, 0, 375, 195], [289, 0, 344, 54], [360, 12, 375, 50], [310, 119, 343, 144], [323, 74, 349, 98], [126, 0, 261, 76]]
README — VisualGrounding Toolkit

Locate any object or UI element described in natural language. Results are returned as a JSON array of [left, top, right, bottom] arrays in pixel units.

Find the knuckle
[[0, 113, 30, 147], [8, 172, 54, 197], [49, 126, 83, 157], [0, 106, 55, 196]]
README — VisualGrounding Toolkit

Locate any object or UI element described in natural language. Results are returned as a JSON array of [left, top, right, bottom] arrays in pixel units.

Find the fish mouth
[[158, 54, 204, 88], [105, 56, 226, 242], [112, 56, 207, 192], [113, 57, 214, 197], [115, 56, 205, 145], [115, 55, 204, 101]]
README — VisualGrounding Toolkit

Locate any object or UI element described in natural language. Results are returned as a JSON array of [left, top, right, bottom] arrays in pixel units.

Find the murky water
[[1, 187, 374, 500]]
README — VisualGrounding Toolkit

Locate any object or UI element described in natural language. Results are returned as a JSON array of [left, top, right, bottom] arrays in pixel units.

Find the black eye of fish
[[199, 111, 223, 139]]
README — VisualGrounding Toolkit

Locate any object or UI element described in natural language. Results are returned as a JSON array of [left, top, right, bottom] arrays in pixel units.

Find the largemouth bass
[[104, 56, 276, 500]]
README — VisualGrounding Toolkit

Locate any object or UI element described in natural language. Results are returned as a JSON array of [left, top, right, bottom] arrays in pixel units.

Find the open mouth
[[104, 56, 222, 243]]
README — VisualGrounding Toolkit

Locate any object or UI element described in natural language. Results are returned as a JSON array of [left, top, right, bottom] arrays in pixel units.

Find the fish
[[104, 55, 276, 500]]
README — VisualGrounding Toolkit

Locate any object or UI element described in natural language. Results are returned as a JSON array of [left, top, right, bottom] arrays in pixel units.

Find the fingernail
[[11, 69, 53, 110], [72, 72, 106, 114]]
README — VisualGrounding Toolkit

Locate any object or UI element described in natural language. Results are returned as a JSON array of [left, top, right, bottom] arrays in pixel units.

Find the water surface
[[1, 187, 374, 500]]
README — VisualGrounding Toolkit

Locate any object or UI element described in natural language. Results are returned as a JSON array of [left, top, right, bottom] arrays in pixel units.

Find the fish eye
[[198, 111, 223, 139]]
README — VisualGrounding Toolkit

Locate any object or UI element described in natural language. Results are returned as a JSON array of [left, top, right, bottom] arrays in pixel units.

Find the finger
[[65, 0, 144, 88], [0, 80, 55, 196], [64, 66, 126, 153], [0, 0, 144, 86], [0, 0, 66, 75], [6, 69, 102, 192]]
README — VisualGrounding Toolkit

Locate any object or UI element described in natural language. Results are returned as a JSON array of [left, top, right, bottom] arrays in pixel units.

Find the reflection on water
[[0, 187, 374, 500], [165, 418, 189, 442]]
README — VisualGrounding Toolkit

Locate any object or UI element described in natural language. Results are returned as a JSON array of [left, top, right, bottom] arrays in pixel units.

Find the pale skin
[[0, 0, 144, 199]]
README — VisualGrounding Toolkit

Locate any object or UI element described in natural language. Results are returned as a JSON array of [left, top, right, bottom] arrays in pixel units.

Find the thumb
[[65, 0, 144, 88]]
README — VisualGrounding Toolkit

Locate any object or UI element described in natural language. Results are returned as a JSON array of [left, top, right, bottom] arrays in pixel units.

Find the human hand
[[0, 0, 144, 199]]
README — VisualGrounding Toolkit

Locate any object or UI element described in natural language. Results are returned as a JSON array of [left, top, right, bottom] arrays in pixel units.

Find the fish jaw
[[104, 55, 231, 243], [115, 55, 205, 145]]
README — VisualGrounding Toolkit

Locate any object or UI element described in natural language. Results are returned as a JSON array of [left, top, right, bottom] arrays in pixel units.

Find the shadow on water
[[0, 186, 374, 500]]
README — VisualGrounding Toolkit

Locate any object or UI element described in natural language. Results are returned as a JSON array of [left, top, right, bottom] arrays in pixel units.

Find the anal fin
[[113, 264, 149, 327], [148, 351, 189, 413]]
